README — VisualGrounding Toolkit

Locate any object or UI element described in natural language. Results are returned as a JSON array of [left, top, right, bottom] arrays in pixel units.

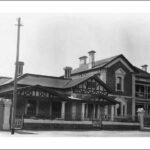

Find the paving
[[1, 129, 150, 137]]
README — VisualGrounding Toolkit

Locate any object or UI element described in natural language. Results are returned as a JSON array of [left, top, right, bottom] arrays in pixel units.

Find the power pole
[[11, 17, 23, 135]]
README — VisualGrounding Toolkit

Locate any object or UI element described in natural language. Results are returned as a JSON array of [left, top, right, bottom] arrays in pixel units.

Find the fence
[[23, 112, 98, 121], [22, 112, 139, 122], [15, 114, 24, 129], [15, 112, 146, 130]]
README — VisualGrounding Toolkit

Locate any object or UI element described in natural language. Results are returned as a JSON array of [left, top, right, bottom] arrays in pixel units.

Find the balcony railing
[[135, 92, 150, 99]]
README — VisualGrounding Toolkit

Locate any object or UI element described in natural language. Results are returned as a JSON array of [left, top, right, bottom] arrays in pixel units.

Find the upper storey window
[[115, 68, 126, 92], [116, 77, 122, 91]]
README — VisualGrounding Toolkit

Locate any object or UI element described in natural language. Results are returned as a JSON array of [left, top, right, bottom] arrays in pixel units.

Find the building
[[71, 50, 150, 120], [0, 60, 118, 125], [0, 50, 149, 127]]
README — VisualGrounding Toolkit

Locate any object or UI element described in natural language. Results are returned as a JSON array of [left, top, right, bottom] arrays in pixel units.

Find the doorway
[[27, 100, 36, 116], [52, 101, 61, 119]]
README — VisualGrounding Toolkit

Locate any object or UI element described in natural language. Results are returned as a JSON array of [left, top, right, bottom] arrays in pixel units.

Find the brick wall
[[106, 61, 132, 96], [126, 98, 132, 115]]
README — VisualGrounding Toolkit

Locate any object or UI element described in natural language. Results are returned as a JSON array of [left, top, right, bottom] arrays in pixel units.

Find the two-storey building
[[71, 51, 150, 120], [0, 50, 149, 124]]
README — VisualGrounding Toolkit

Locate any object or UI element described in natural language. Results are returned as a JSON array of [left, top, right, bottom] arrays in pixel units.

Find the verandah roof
[[0, 85, 69, 100], [0, 85, 118, 105]]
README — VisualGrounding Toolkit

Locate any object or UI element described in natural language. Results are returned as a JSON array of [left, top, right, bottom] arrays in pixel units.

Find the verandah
[[0, 85, 117, 122]]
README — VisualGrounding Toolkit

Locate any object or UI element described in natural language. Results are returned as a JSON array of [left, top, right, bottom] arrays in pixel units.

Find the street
[[1, 129, 150, 137]]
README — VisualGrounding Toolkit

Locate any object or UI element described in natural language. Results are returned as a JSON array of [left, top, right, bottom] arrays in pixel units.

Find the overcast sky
[[0, 13, 150, 77]]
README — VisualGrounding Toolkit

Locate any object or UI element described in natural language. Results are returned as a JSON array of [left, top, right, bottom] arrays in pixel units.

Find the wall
[[126, 98, 132, 115], [76, 103, 82, 120], [0, 101, 4, 129], [106, 61, 132, 96], [71, 69, 101, 79], [16, 97, 25, 115], [0, 99, 11, 130]]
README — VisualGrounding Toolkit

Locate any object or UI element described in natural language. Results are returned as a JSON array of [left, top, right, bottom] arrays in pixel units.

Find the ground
[[1, 129, 150, 137]]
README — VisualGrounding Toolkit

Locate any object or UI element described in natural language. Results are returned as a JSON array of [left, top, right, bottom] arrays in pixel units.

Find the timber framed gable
[[72, 76, 110, 95]]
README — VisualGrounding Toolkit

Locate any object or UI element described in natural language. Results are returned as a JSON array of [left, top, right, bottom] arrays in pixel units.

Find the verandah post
[[81, 103, 85, 120], [61, 101, 66, 119]]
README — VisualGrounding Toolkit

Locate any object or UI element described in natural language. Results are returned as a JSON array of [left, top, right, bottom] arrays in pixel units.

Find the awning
[[67, 93, 119, 105]]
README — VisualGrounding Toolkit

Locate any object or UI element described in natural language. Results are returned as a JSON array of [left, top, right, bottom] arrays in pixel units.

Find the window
[[87, 81, 96, 89], [135, 84, 150, 99], [115, 68, 126, 92], [116, 77, 122, 91]]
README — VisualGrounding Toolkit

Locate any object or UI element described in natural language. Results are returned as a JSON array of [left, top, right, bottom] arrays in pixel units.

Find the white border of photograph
[[0, 1, 150, 149]]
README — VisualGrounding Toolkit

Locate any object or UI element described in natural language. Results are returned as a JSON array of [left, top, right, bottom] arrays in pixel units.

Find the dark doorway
[[52, 101, 61, 119], [65, 102, 72, 120], [39, 100, 50, 116], [117, 104, 121, 116], [88, 104, 93, 119], [27, 100, 36, 116]]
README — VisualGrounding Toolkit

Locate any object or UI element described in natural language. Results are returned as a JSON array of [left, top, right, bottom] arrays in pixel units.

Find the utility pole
[[11, 17, 23, 135]]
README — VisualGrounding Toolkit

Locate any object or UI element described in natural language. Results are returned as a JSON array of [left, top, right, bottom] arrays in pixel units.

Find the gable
[[115, 68, 126, 76], [105, 57, 134, 72], [72, 76, 111, 95]]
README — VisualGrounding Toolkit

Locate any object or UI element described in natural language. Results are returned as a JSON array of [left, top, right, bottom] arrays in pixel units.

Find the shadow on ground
[[15, 130, 37, 135]]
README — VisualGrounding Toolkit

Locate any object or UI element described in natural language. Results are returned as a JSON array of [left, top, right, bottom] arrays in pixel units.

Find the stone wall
[[0, 98, 11, 130]]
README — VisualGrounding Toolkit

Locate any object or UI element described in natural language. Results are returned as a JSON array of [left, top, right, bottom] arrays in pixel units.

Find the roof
[[0, 73, 111, 91], [0, 84, 118, 104], [64, 73, 112, 91], [0, 77, 12, 85], [0, 85, 70, 100], [0, 73, 71, 88], [91, 93, 119, 104], [71, 54, 122, 75], [64, 74, 93, 88], [68, 93, 118, 104], [133, 66, 150, 79], [71, 53, 150, 79]]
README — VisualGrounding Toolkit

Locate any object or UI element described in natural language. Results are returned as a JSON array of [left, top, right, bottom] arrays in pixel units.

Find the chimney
[[88, 50, 96, 69], [141, 64, 148, 72], [79, 56, 87, 67], [17, 61, 24, 76], [63, 66, 72, 79]]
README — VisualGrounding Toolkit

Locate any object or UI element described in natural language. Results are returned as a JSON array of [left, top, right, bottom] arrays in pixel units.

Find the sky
[[1, 13, 150, 77]]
